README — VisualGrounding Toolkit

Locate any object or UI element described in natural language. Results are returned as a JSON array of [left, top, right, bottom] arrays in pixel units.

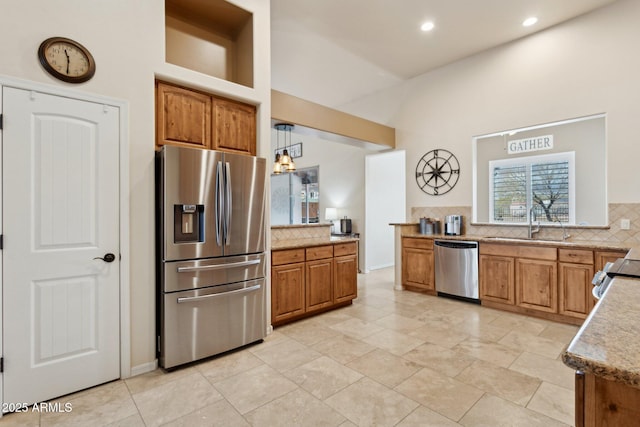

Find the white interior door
[[2, 87, 120, 406]]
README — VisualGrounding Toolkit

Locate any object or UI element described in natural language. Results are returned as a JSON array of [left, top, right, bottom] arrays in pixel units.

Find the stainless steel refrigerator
[[156, 145, 267, 369]]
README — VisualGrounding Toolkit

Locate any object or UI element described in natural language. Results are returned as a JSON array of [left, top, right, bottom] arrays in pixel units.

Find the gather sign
[[507, 134, 554, 155]]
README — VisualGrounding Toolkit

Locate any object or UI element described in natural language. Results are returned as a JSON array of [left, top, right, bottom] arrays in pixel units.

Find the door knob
[[93, 253, 116, 263]]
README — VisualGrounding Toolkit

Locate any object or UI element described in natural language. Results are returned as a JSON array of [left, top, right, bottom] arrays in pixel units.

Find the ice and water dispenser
[[173, 204, 204, 242]]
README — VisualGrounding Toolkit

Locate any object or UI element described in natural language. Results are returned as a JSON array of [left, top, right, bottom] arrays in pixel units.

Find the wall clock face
[[38, 37, 96, 83], [415, 149, 460, 195]]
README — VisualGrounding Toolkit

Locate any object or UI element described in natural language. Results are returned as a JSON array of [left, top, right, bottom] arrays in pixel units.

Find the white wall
[[342, 0, 640, 213], [0, 0, 271, 372], [270, 129, 377, 271], [365, 150, 406, 272]]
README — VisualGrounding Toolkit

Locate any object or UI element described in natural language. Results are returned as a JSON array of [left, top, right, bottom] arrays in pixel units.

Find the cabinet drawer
[[272, 249, 305, 266], [480, 243, 556, 261], [402, 237, 433, 250], [559, 248, 593, 265], [306, 245, 334, 261], [334, 241, 357, 257]]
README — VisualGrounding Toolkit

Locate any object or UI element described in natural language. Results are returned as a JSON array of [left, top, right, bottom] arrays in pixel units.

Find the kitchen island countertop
[[563, 276, 640, 389]]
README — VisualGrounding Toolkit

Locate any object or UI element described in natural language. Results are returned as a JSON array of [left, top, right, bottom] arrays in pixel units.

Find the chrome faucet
[[528, 206, 540, 239], [555, 215, 571, 241]]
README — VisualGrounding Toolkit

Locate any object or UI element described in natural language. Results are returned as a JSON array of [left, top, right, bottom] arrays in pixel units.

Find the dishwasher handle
[[435, 240, 478, 250]]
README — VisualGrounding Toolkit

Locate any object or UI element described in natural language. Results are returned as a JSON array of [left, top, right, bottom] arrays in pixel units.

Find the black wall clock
[[415, 149, 460, 195]]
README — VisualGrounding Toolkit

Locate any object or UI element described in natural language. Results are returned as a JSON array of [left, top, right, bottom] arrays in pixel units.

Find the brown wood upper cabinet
[[212, 98, 256, 155], [156, 80, 256, 155], [156, 82, 211, 149]]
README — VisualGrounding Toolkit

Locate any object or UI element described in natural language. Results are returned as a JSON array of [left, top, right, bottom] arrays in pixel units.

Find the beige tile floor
[[0, 267, 578, 426]]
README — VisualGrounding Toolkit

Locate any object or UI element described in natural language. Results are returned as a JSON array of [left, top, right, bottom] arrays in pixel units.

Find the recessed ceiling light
[[522, 17, 538, 27], [421, 21, 435, 32]]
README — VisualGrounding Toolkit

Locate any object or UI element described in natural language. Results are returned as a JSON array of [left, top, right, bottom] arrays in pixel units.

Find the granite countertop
[[400, 231, 633, 252], [271, 236, 359, 250], [563, 277, 640, 389]]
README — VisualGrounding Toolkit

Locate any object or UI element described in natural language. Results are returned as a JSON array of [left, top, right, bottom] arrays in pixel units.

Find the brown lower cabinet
[[401, 237, 435, 293], [477, 243, 626, 324], [399, 237, 628, 324], [595, 250, 628, 271], [480, 242, 561, 319], [558, 248, 596, 319], [334, 254, 358, 303], [305, 245, 334, 312], [516, 258, 558, 313], [559, 262, 594, 318], [271, 246, 305, 324], [574, 371, 640, 426], [479, 254, 515, 304], [271, 241, 358, 326]]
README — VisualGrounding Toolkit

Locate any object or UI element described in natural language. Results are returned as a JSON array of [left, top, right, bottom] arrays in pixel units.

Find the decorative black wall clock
[[415, 149, 460, 195]]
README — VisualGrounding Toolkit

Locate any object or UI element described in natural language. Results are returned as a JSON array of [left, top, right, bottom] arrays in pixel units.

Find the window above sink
[[473, 114, 607, 227], [490, 151, 575, 225]]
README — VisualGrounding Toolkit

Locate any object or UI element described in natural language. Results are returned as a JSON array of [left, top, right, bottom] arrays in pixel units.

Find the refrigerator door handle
[[215, 161, 224, 246], [177, 284, 261, 303], [176, 259, 261, 273], [224, 161, 232, 246]]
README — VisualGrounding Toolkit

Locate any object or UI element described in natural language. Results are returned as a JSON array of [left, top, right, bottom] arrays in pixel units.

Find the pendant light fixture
[[274, 123, 297, 173], [285, 123, 296, 172], [273, 124, 283, 174]]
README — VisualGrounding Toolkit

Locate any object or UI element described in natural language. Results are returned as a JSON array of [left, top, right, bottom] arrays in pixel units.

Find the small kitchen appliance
[[419, 217, 441, 235], [340, 216, 352, 234], [444, 215, 463, 236]]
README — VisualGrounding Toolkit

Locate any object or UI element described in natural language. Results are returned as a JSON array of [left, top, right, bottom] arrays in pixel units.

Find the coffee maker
[[444, 215, 463, 236], [340, 216, 352, 234]]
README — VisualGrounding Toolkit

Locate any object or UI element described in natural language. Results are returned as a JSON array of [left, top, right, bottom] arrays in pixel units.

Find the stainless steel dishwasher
[[434, 240, 479, 302]]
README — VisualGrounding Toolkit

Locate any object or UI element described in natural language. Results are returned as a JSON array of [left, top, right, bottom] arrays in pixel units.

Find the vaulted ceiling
[[271, 0, 618, 108]]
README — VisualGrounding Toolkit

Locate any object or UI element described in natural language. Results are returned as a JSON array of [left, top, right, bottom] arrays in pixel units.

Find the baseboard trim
[[367, 263, 394, 271], [130, 360, 158, 377]]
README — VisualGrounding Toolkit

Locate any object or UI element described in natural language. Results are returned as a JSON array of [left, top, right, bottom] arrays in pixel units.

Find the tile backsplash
[[411, 203, 640, 243], [271, 224, 331, 241]]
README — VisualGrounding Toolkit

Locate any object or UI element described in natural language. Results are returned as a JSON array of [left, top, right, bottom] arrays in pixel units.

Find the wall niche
[[165, 0, 254, 88]]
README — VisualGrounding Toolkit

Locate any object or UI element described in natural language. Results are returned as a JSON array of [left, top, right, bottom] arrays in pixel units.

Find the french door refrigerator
[[156, 145, 267, 369]]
